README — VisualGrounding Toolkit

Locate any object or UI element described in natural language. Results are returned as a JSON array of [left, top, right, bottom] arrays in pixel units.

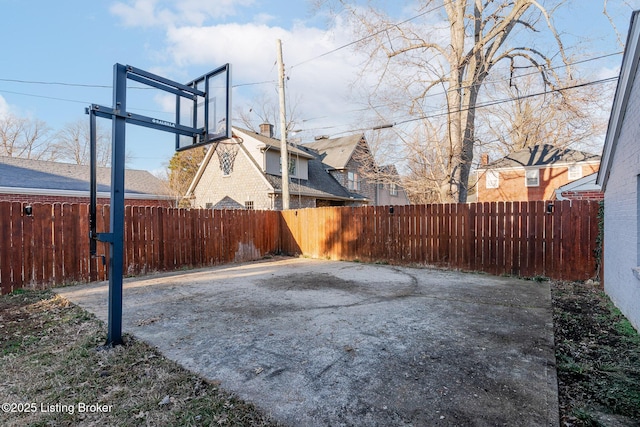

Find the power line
[[0, 89, 91, 105], [0, 77, 276, 90], [289, 2, 449, 69], [324, 75, 619, 137], [290, 50, 623, 129]]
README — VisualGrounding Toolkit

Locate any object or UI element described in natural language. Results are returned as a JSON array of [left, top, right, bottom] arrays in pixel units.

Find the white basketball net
[[216, 143, 239, 175]]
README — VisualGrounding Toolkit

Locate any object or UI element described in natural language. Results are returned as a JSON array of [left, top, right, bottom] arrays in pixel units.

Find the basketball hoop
[[215, 137, 241, 174]]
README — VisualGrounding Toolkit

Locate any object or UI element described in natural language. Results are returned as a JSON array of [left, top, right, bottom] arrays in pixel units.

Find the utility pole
[[277, 39, 290, 210]]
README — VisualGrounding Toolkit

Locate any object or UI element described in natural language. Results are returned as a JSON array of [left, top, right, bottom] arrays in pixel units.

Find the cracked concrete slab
[[56, 257, 559, 426]]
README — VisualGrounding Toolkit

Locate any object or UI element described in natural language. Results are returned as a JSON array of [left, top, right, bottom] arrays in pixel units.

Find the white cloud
[[110, 0, 255, 28], [0, 95, 10, 119], [110, 1, 385, 138], [160, 15, 374, 136], [596, 65, 621, 80]]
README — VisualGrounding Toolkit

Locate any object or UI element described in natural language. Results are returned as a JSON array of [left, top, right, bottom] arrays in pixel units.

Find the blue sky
[[0, 0, 638, 173]]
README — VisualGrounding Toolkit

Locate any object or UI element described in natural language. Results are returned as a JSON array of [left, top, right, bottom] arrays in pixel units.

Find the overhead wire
[[289, 1, 450, 69], [0, 1, 624, 137], [320, 75, 620, 137]]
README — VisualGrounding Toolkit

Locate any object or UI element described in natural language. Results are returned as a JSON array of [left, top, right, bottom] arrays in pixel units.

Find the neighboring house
[[596, 9, 640, 332], [304, 134, 410, 206], [186, 125, 409, 210], [376, 164, 410, 206], [555, 172, 603, 201], [186, 125, 366, 210], [476, 144, 600, 202], [0, 156, 174, 207]]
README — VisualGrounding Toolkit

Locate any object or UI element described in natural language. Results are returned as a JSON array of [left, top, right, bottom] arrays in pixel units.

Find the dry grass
[[0, 289, 280, 427]]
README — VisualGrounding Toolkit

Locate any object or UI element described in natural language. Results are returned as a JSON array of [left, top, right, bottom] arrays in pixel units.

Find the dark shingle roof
[[485, 145, 600, 169], [0, 156, 171, 196], [265, 156, 366, 201]]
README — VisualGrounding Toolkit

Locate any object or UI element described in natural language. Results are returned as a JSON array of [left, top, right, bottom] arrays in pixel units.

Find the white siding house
[[596, 10, 640, 331]]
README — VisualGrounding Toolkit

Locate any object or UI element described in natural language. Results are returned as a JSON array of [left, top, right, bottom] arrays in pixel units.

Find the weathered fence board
[[0, 200, 601, 294], [280, 200, 601, 281]]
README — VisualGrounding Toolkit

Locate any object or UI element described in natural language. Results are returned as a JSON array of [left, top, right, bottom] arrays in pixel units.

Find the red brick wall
[[559, 190, 604, 201], [0, 194, 175, 207], [477, 164, 599, 202]]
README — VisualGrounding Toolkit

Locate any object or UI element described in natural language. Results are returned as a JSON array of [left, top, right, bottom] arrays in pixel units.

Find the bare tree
[[54, 119, 111, 166], [321, 0, 572, 202], [477, 74, 609, 159], [235, 90, 302, 137], [0, 113, 54, 160]]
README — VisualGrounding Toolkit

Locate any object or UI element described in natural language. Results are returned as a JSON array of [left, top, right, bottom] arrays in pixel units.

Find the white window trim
[[568, 164, 582, 180], [525, 169, 540, 187], [485, 170, 499, 189], [348, 171, 360, 191]]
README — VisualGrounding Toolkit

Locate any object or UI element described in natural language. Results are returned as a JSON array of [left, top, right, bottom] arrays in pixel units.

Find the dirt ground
[[551, 281, 640, 427]]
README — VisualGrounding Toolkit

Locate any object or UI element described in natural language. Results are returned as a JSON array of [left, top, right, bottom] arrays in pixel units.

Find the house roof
[[265, 156, 366, 201], [555, 173, 602, 201], [185, 128, 368, 203], [556, 172, 601, 193], [597, 10, 640, 190], [0, 156, 172, 199], [481, 144, 600, 170], [235, 127, 315, 159], [303, 134, 364, 170]]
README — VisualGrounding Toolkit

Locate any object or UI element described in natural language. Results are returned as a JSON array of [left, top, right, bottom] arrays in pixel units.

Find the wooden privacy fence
[[0, 200, 600, 294], [0, 202, 279, 295], [280, 200, 601, 281]]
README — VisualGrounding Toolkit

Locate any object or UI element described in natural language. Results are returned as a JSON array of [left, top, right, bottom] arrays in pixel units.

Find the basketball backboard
[[176, 63, 232, 151]]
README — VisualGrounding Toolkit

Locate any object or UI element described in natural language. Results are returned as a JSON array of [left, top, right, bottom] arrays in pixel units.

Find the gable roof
[[303, 134, 364, 169], [597, 10, 640, 190], [185, 128, 368, 203], [235, 127, 315, 159], [0, 156, 172, 199], [481, 144, 600, 170]]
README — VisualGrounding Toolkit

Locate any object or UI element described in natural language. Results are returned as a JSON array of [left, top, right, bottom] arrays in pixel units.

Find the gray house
[[186, 126, 409, 210], [0, 156, 174, 207], [186, 127, 367, 210], [596, 9, 640, 331]]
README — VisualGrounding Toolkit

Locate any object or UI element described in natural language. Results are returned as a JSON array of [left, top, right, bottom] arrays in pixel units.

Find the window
[[348, 171, 360, 191], [568, 164, 582, 180], [389, 183, 398, 196], [525, 169, 539, 187], [205, 202, 213, 209], [279, 157, 296, 176], [244, 201, 254, 210], [485, 170, 499, 189]]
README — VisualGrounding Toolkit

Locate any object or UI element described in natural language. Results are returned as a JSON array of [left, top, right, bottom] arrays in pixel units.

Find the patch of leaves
[[0, 289, 281, 427], [552, 281, 640, 426]]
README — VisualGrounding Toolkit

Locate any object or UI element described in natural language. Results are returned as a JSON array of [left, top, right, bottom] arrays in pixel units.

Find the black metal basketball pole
[[104, 64, 127, 346], [88, 63, 231, 347]]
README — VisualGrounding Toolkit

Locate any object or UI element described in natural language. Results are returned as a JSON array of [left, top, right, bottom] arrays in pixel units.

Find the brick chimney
[[480, 153, 489, 166], [259, 123, 274, 138]]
